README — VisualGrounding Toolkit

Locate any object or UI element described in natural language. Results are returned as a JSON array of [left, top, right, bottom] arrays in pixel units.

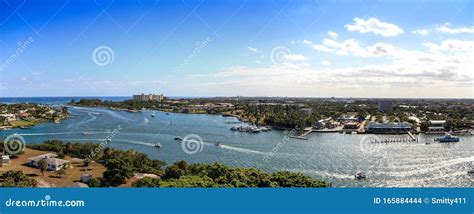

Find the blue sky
[[1, 0, 473, 98]]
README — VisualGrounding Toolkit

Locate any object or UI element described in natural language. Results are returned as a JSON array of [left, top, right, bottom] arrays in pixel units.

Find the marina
[[1, 104, 473, 187]]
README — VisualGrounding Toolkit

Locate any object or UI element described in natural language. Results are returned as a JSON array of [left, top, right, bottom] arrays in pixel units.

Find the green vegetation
[[38, 159, 48, 176], [29, 140, 102, 160], [28, 140, 328, 188], [133, 161, 329, 188], [0, 170, 37, 187]]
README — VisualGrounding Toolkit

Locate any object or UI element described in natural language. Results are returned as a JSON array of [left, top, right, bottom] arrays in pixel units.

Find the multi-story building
[[132, 93, 164, 102]]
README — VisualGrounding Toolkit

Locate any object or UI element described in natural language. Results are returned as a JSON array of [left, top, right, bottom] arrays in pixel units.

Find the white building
[[28, 153, 69, 171], [132, 93, 164, 102]]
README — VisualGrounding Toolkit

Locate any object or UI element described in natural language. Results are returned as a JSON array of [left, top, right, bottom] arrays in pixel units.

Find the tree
[[87, 178, 102, 187], [38, 159, 48, 176], [103, 147, 113, 164], [83, 159, 90, 167], [57, 150, 65, 159], [0, 170, 37, 187], [102, 156, 134, 186]]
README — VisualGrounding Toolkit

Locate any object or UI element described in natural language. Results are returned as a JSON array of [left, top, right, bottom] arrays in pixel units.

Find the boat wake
[[219, 144, 268, 155], [372, 156, 474, 177]]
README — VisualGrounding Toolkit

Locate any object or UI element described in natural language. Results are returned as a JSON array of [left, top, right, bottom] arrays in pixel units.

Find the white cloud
[[312, 44, 332, 52], [283, 54, 309, 61], [328, 31, 338, 39], [412, 29, 429, 36], [255, 60, 262, 64], [345, 17, 404, 37], [247, 47, 258, 52], [436, 23, 474, 34], [312, 38, 399, 57], [302, 40, 312, 45], [184, 38, 473, 98], [321, 61, 331, 66]]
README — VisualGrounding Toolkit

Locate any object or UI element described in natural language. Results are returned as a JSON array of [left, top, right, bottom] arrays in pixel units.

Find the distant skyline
[[1, 0, 473, 98]]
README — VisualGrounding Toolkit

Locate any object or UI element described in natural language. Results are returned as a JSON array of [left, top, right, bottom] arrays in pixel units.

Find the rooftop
[[367, 122, 412, 129]]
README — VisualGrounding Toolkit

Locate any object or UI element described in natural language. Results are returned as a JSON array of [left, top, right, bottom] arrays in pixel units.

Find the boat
[[425, 141, 431, 145], [434, 133, 460, 143], [174, 136, 183, 141], [468, 169, 474, 175], [154, 143, 162, 148], [215, 142, 222, 147], [82, 132, 93, 135], [354, 172, 367, 180], [151, 113, 155, 117], [166, 113, 169, 115], [19, 126, 31, 129]]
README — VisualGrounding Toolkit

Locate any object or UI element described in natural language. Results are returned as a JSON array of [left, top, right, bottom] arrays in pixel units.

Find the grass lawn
[[0, 148, 106, 187], [8, 120, 36, 128]]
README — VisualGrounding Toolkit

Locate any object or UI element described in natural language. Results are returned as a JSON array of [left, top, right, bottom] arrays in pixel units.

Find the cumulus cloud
[[345, 17, 404, 37], [247, 46, 258, 52], [183, 39, 473, 98], [328, 31, 338, 39], [311, 38, 399, 57], [302, 40, 312, 45], [436, 23, 474, 34]]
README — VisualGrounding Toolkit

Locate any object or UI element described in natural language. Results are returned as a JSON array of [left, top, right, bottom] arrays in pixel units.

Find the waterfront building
[[378, 100, 393, 112], [343, 122, 359, 130], [132, 93, 164, 102], [428, 120, 447, 133], [366, 122, 412, 134], [0, 113, 16, 122]]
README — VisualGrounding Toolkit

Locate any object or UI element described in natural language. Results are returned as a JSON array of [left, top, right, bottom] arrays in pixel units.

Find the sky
[[0, 0, 473, 98]]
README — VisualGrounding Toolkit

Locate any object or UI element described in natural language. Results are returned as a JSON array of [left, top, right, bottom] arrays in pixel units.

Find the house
[[19, 112, 31, 119], [2, 155, 10, 164], [0, 113, 16, 122], [28, 153, 69, 171]]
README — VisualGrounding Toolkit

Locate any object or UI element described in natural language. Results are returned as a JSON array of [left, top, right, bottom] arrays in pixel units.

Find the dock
[[289, 128, 313, 140], [407, 131, 416, 141]]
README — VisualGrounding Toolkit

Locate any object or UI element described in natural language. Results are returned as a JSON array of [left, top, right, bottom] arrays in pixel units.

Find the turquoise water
[[1, 102, 473, 187]]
